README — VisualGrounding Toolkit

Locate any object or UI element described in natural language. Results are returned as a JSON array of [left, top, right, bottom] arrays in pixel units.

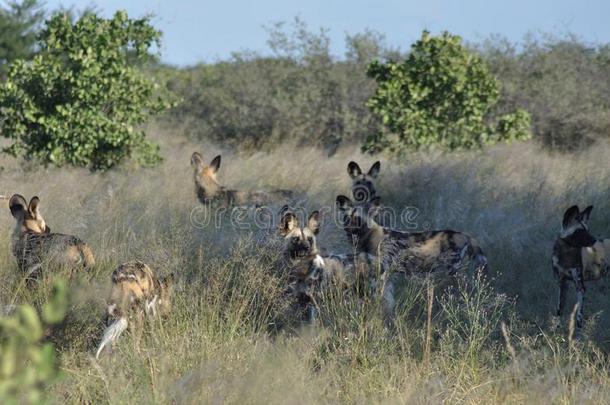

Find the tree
[[365, 31, 530, 153], [0, 0, 44, 76], [0, 11, 173, 170]]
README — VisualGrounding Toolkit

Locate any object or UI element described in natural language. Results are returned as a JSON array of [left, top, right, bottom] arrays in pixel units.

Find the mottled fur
[[96, 261, 174, 358], [553, 205, 609, 330], [191, 152, 294, 207], [9, 194, 94, 277], [336, 195, 487, 276]]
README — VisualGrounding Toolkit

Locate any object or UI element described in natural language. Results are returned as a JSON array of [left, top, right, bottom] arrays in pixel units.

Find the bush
[[0, 280, 67, 403], [365, 31, 531, 153], [0, 11, 173, 170], [479, 33, 610, 150], [163, 19, 386, 150]]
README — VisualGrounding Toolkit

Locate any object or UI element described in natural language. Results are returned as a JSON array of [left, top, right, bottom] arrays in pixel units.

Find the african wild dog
[[348, 161, 380, 203], [191, 152, 294, 207], [553, 205, 609, 331], [336, 194, 487, 278], [278, 206, 382, 322], [8, 194, 95, 278], [96, 261, 174, 358]]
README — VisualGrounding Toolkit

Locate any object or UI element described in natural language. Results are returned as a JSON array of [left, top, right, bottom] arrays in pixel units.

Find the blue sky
[[45, 0, 610, 66]]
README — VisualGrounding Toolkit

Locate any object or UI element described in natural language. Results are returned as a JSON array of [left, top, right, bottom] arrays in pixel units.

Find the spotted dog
[[336, 194, 487, 315], [8, 194, 94, 278], [191, 152, 294, 207], [553, 205, 609, 330], [96, 261, 174, 358], [278, 206, 380, 322]]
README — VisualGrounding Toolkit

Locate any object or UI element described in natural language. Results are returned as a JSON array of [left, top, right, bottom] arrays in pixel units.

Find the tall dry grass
[[1, 126, 609, 403]]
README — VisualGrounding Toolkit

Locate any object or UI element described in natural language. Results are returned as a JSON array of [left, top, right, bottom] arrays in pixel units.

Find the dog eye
[[307, 237, 313, 243]]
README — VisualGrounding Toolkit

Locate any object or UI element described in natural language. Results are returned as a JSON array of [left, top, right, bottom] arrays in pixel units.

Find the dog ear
[[307, 211, 321, 235], [347, 161, 362, 179], [562, 205, 580, 229], [280, 212, 298, 236], [28, 196, 41, 216], [209, 155, 221, 174], [336, 195, 353, 211], [367, 161, 381, 179], [579, 205, 593, 222], [191, 152, 204, 167], [9, 194, 27, 219]]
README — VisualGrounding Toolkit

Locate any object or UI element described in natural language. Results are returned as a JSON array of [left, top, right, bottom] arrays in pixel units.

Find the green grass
[[1, 130, 609, 403]]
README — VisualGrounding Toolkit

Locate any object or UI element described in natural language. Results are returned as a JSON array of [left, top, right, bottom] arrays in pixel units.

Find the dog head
[[191, 152, 223, 202], [347, 161, 380, 203], [336, 195, 381, 247], [279, 206, 321, 260], [560, 205, 597, 246], [9, 194, 51, 235]]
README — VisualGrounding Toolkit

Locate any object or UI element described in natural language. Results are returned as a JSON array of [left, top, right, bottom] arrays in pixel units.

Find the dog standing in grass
[[96, 261, 174, 359], [191, 152, 295, 207], [8, 194, 94, 278], [553, 205, 609, 331], [336, 195, 487, 315], [336, 195, 487, 275]]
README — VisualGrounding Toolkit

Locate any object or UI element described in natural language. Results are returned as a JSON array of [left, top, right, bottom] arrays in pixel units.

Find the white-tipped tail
[[95, 317, 128, 359]]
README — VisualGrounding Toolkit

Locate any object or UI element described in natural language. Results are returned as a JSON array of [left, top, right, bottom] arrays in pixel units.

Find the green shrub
[[365, 31, 531, 153], [479, 34, 610, 150], [163, 19, 385, 150], [0, 11, 173, 170], [0, 280, 67, 403]]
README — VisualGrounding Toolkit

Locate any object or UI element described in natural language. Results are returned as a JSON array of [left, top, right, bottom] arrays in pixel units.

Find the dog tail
[[80, 244, 96, 269], [95, 317, 128, 359]]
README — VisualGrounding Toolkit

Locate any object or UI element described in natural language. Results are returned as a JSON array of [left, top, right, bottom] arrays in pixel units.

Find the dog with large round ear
[[191, 153, 224, 204], [9, 194, 50, 234], [278, 206, 321, 260], [347, 161, 380, 203], [560, 205, 596, 245], [9, 194, 94, 276], [554, 204, 607, 334]]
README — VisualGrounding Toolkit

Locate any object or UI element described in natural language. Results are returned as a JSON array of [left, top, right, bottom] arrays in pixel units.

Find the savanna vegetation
[[1, 2, 609, 403]]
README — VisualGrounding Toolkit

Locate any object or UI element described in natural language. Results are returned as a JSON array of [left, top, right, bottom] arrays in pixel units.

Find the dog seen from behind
[[96, 261, 174, 359], [8, 194, 95, 278], [191, 152, 294, 207]]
